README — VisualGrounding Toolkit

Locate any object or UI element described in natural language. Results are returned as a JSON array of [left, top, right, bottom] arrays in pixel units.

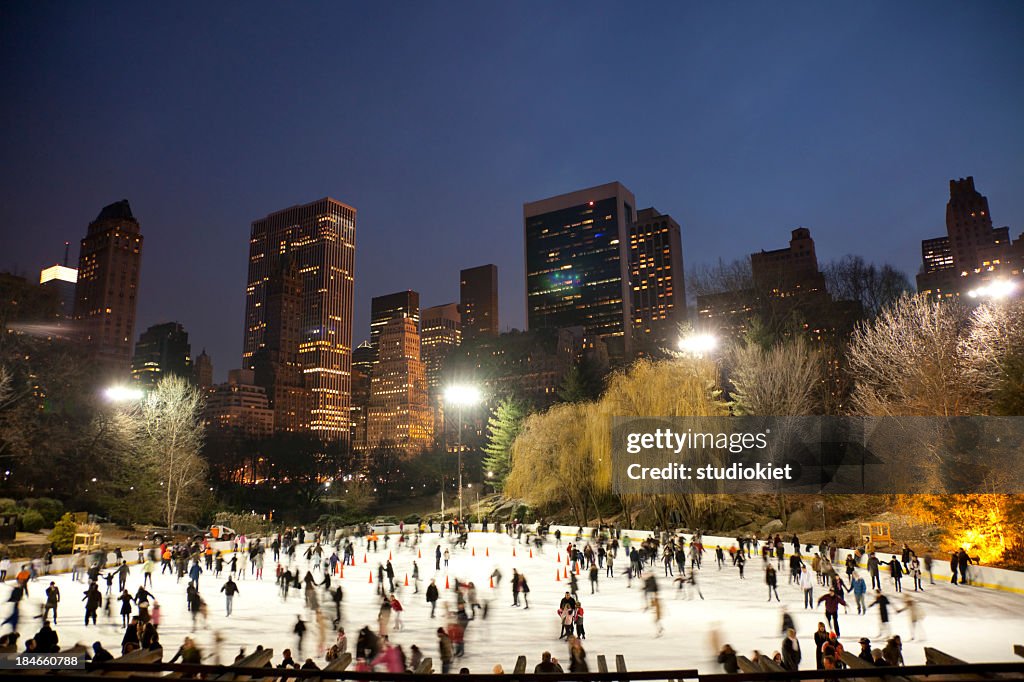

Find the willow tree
[[506, 402, 597, 525], [599, 357, 729, 529]]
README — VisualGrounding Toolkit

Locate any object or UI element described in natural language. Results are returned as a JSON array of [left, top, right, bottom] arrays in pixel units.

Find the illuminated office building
[[243, 197, 356, 442]]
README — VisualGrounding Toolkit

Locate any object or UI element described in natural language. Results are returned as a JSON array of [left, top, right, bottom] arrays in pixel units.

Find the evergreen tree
[[557, 358, 603, 403], [481, 397, 528, 491]]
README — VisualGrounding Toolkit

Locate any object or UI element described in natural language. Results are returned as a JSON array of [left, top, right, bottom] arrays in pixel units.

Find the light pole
[[444, 384, 481, 523]]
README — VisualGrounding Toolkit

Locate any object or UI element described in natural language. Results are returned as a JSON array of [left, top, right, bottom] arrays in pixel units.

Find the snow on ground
[[6, 531, 1024, 673]]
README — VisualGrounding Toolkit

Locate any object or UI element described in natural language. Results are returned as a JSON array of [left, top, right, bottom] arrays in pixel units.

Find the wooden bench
[[216, 648, 274, 681], [98, 646, 163, 677]]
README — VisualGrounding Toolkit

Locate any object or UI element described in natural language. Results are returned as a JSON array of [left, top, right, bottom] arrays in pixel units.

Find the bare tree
[[728, 336, 822, 416], [127, 376, 208, 527], [847, 294, 980, 416], [823, 255, 912, 318], [687, 257, 754, 300]]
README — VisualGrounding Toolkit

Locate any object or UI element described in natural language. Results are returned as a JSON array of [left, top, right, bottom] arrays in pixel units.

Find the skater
[[781, 628, 801, 671], [116, 561, 130, 592], [588, 564, 599, 594], [82, 583, 101, 625], [800, 565, 814, 609], [887, 558, 903, 593], [412, 561, 420, 594], [868, 552, 881, 590], [43, 581, 60, 623], [817, 587, 846, 637], [511, 569, 521, 607], [949, 551, 959, 585], [519, 572, 531, 609], [849, 571, 867, 614], [558, 603, 575, 640], [868, 590, 891, 637], [897, 594, 924, 640], [294, 615, 307, 656], [221, 577, 239, 616], [435, 545, 442, 571], [574, 600, 585, 640], [117, 588, 134, 627], [426, 579, 439, 618], [766, 564, 780, 601]]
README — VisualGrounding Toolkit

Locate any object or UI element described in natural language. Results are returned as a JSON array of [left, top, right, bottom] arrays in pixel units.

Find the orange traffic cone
[[445, 576, 450, 589], [368, 571, 373, 583], [472, 547, 475, 556], [404, 574, 409, 587], [339, 565, 344, 578], [556, 570, 561, 582], [529, 548, 533, 558], [486, 547, 489, 557], [489, 576, 494, 588], [418, 549, 422, 558], [513, 547, 516, 557], [563, 566, 568, 578], [575, 563, 580, 575], [363, 553, 367, 563], [388, 552, 392, 561], [557, 552, 561, 563]]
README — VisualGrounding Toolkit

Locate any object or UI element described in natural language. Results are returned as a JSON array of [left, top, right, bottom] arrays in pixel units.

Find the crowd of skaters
[[0, 518, 998, 675]]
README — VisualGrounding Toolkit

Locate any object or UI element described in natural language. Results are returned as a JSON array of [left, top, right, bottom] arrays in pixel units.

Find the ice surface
[[6, 531, 1024, 673]]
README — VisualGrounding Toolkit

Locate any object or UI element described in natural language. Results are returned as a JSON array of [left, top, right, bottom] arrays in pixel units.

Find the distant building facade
[[203, 369, 274, 439], [628, 207, 686, 350], [242, 197, 356, 441], [131, 322, 193, 388], [193, 349, 214, 390], [370, 290, 420, 359], [72, 200, 143, 377], [917, 176, 1023, 299], [349, 341, 374, 450], [524, 182, 636, 358], [459, 265, 498, 340]]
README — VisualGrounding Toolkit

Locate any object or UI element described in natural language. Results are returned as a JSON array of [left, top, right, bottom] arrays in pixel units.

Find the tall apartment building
[[917, 176, 1023, 298], [72, 200, 143, 377], [131, 322, 193, 388], [242, 198, 356, 441], [459, 265, 498, 340], [524, 182, 635, 358], [365, 317, 433, 456], [370, 290, 420, 359], [628, 208, 686, 350]]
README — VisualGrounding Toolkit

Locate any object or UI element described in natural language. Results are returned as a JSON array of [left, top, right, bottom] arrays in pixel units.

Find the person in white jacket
[[800, 565, 815, 609]]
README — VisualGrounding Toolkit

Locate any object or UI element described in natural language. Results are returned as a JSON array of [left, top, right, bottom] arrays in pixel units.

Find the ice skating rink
[[9, 531, 1024, 673]]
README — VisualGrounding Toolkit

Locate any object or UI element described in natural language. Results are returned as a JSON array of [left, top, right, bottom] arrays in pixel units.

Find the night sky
[[2, 1, 1023, 381]]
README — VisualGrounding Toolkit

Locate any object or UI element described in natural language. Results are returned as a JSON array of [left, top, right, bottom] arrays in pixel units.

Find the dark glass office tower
[[524, 182, 635, 358]]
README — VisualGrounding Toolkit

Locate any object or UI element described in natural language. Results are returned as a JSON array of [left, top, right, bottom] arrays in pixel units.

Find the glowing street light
[[678, 333, 718, 358], [967, 279, 1018, 300], [444, 383, 481, 522], [104, 386, 145, 402]]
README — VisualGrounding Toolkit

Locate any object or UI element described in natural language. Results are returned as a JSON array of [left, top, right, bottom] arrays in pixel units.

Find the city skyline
[[2, 2, 1024, 380]]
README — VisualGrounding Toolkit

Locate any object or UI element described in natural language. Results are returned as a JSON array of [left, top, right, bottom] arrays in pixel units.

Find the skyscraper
[[203, 369, 274, 441], [73, 200, 143, 377], [917, 176, 1022, 298], [369, 291, 420, 358], [459, 264, 498, 340], [366, 317, 433, 456], [628, 208, 686, 349], [524, 182, 636, 358], [131, 322, 193, 388], [243, 197, 356, 442]]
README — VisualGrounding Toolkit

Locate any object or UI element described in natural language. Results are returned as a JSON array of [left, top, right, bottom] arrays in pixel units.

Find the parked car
[[146, 523, 205, 544]]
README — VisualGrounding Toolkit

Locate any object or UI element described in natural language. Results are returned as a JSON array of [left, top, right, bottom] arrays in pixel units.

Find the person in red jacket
[[817, 588, 847, 637]]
